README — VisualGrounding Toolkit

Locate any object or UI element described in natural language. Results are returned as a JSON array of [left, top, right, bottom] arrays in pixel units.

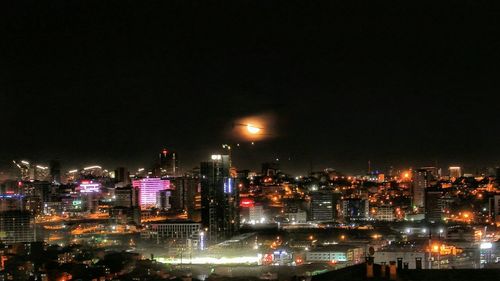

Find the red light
[[18, 181, 22, 187], [162, 149, 168, 155], [240, 198, 255, 208], [81, 180, 90, 184]]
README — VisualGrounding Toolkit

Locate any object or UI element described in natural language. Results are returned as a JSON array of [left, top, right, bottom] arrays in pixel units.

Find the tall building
[[491, 195, 500, 223], [114, 187, 139, 208], [449, 166, 462, 179], [34, 165, 50, 181], [155, 148, 179, 177], [342, 198, 369, 220], [309, 191, 340, 221], [49, 160, 61, 184], [200, 154, 239, 244], [412, 169, 429, 210], [156, 190, 171, 210], [114, 167, 130, 185], [132, 178, 170, 209], [0, 211, 35, 244], [170, 176, 199, 212], [425, 187, 443, 223]]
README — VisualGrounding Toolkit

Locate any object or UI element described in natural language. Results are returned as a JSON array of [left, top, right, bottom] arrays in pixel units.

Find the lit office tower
[[155, 148, 179, 177], [132, 178, 170, 209], [449, 166, 462, 179], [411, 169, 429, 210], [310, 191, 340, 221], [200, 155, 239, 244], [0, 211, 35, 244], [49, 160, 61, 184]]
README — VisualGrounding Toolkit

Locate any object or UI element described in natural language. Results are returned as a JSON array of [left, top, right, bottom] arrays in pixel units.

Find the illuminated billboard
[[78, 180, 101, 193]]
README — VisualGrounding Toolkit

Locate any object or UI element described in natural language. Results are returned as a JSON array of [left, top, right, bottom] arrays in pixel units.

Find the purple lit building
[[132, 178, 170, 209]]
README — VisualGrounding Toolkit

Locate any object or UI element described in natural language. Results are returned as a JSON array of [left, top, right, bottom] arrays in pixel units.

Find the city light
[[83, 165, 102, 170], [156, 255, 261, 265], [480, 242, 492, 249]]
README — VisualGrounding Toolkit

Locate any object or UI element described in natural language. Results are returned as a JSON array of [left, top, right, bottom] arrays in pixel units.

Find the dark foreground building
[[311, 262, 500, 281]]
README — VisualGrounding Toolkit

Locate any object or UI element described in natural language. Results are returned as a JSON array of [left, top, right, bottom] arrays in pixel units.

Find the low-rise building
[[306, 245, 365, 263]]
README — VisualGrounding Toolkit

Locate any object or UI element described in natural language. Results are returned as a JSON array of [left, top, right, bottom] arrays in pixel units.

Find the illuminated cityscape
[[2, 1, 500, 281]]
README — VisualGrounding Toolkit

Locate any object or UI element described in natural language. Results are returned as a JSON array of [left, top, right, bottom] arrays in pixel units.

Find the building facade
[[200, 155, 239, 244]]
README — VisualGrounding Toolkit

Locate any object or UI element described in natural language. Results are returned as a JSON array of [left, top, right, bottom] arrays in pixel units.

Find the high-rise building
[[114, 187, 139, 208], [156, 190, 171, 210], [49, 160, 61, 184], [425, 187, 443, 223], [449, 166, 462, 179], [170, 176, 199, 212], [491, 195, 500, 223], [342, 198, 369, 220], [154, 148, 179, 177], [0, 211, 35, 244], [200, 154, 239, 244], [412, 169, 429, 209], [13, 160, 31, 181], [132, 178, 170, 209], [114, 167, 130, 185], [309, 191, 340, 221]]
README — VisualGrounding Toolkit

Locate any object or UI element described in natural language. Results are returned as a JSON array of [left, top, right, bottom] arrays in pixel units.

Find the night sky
[[2, 1, 500, 174]]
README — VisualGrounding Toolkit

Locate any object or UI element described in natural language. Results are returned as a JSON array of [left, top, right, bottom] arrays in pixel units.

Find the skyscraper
[[412, 169, 429, 210], [49, 160, 61, 184], [114, 187, 139, 208], [200, 154, 239, 244], [171, 176, 199, 213], [114, 167, 130, 185], [155, 148, 179, 177], [425, 187, 443, 223]]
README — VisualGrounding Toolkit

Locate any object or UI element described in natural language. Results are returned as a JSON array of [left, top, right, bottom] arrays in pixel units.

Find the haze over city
[[1, 1, 500, 281]]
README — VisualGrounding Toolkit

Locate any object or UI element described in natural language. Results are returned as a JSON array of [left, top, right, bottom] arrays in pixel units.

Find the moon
[[246, 124, 261, 134]]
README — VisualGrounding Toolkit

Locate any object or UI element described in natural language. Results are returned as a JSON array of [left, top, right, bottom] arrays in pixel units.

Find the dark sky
[[1, 1, 500, 175]]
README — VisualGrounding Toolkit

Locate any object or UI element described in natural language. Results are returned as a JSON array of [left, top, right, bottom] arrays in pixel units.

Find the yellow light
[[432, 244, 439, 252], [246, 124, 261, 134]]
